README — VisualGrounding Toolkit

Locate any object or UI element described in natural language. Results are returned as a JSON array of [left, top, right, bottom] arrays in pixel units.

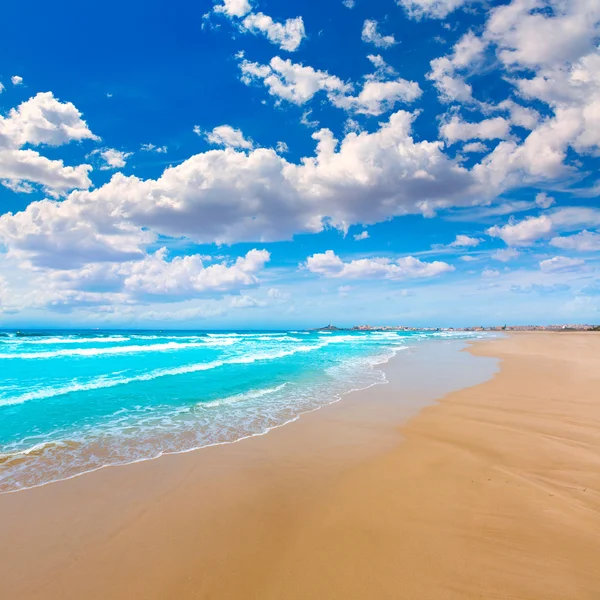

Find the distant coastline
[[313, 323, 600, 332]]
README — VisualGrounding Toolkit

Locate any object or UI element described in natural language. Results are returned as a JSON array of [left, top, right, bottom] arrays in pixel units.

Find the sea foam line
[[201, 383, 288, 408], [0, 343, 326, 407], [0, 339, 235, 360]]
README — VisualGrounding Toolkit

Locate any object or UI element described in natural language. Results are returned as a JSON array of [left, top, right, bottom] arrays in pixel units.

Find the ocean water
[[0, 329, 486, 494]]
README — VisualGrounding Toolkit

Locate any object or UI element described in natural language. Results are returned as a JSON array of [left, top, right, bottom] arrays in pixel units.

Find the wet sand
[[0, 333, 599, 599]]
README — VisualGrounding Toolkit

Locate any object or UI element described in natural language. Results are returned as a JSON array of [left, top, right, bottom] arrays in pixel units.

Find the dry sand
[[0, 332, 599, 599]]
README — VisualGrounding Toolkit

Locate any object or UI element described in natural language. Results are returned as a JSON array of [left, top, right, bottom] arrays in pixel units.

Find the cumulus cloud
[[10, 248, 271, 310], [0, 110, 486, 273], [242, 13, 306, 52], [550, 230, 600, 252], [361, 20, 397, 48], [539, 256, 585, 273], [205, 125, 254, 149], [353, 230, 369, 240], [428, 31, 486, 104], [240, 56, 350, 105], [440, 115, 511, 144], [462, 141, 488, 153], [11, 76, 23, 86], [121, 248, 270, 297], [463, 1, 600, 188], [0, 92, 97, 195], [487, 215, 553, 246], [240, 55, 421, 116], [0, 110, 483, 270], [91, 148, 133, 170], [212, 0, 306, 51], [397, 0, 469, 20], [1, 92, 98, 147], [487, 207, 600, 246], [213, 0, 252, 18], [485, 0, 600, 70], [448, 234, 480, 247], [303, 250, 454, 279]]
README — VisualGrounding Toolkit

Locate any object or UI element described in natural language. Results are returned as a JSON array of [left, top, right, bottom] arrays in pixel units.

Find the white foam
[[202, 383, 288, 408], [0, 343, 326, 406], [14, 336, 131, 345], [0, 339, 234, 360]]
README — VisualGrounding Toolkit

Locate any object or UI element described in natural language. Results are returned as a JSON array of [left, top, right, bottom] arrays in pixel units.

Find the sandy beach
[[1, 332, 599, 599]]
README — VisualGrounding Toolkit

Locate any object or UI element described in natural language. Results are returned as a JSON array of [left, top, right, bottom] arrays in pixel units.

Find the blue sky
[[0, 0, 599, 328]]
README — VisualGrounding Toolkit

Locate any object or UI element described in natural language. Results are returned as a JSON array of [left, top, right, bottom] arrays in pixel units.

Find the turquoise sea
[[0, 329, 486, 493]]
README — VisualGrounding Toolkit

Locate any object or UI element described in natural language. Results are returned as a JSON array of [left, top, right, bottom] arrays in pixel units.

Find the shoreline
[[1, 333, 599, 599], [0, 336, 485, 496]]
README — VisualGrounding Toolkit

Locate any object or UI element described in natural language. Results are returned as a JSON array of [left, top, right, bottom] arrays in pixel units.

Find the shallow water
[[0, 329, 489, 493]]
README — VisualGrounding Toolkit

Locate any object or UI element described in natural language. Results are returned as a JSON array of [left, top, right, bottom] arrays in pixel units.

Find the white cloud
[[497, 100, 540, 130], [0, 92, 97, 195], [485, 0, 600, 70], [459, 255, 479, 262], [141, 143, 168, 153], [11, 76, 23, 86], [449, 234, 480, 247], [343, 0, 355, 7], [397, 0, 469, 20], [240, 55, 421, 116], [8, 248, 271, 309], [0, 110, 485, 268], [301, 110, 319, 128], [550, 230, 600, 252], [0, 82, 4, 94], [0, 151, 92, 197], [335, 79, 422, 116], [304, 250, 454, 279], [487, 215, 553, 246], [213, 0, 305, 52], [366, 54, 397, 79], [361, 20, 397, 48], [122, 248, 270, 297], [240, 56, 350, 105], [462, 141, 488, 153], [535, 192, 555, 209], [353, 230, 369, 240], [428, 31, 486, 103], [539, 256, 585, 273], [0, 92, 98, 147], [487, 207, 600, 246], [230, 294, 265, 308], [1, 179, 35, 194], [492, 248, 520, 262], [242, 13, 306, 52], [214, 0, 252, 18], [441, 115, 511, 144], [276, 141, 289, 153], [205, 125, 253, 149], [481, 268, 500, 278], [91, 148, 133, 170], [464, 1, 600, 188]]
